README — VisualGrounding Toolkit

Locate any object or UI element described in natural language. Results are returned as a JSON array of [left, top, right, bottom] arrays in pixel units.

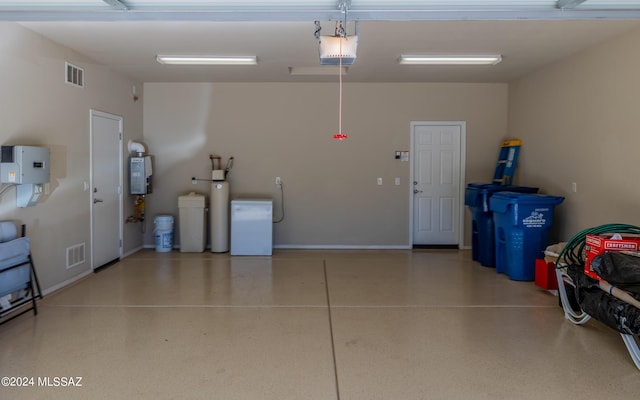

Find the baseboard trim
[[412, 244, 459, 250], [141, 244, 472, 251], [42, 269, 93, 297], [273, 244, 412, 250], [123, 245, 144, 258]]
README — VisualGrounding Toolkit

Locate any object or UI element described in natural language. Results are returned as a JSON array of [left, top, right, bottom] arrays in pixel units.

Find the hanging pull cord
[[314, 21, 321, 41], [336, 13, 346, 135], [332, 31, 347, 140], [339, 36, 343, 136]]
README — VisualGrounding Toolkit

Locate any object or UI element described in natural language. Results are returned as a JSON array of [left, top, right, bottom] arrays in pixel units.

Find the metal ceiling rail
[[2, 0, 640, 21], [2, 9, 640, 21]]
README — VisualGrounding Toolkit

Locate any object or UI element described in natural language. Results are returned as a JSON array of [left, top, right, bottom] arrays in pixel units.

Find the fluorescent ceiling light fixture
[[289, 66, 348, 76], [399, 55, 502, 65], [156, 55, 257, 65]]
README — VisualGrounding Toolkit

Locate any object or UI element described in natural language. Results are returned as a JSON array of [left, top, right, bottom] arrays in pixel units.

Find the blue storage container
[[464, 183, 538, 267], [489, 192, 564, 281]]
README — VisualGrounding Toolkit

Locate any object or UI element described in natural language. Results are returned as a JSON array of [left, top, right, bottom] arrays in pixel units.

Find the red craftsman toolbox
[[584, 233, 640, 279]]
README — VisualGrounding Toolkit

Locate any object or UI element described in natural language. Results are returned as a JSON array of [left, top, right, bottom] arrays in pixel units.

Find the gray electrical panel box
[[1, 145, 50, 184]]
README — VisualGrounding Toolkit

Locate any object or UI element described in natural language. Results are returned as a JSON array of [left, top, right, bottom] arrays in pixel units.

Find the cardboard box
[[584, 234, 640, 279]]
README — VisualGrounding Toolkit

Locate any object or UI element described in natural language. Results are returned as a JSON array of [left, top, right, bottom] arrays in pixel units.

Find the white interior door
[[411, 122, 465, 246], [90, 110, 123, 269]]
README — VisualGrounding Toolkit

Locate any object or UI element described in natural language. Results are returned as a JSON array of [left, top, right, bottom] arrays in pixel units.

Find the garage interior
[[2, 1, 640, 398]]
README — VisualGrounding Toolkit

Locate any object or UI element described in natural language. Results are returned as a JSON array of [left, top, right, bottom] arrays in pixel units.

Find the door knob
[[93, 198, 104, 204], [413, 189, 423, 194]]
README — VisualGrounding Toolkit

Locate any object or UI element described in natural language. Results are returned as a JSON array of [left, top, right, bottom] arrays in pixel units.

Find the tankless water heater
[[129, 156, 153, 195]]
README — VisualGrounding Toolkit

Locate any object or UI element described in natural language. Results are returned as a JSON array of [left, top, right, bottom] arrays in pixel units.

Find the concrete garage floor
[[2, 249, 640, 399]]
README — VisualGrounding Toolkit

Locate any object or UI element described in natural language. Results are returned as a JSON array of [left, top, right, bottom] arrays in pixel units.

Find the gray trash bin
[[178, 192, 207, 252]]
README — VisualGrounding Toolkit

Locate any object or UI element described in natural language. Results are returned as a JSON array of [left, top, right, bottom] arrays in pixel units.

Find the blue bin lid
[[489, 192, 564, 214], [465, 183, 539, 211]]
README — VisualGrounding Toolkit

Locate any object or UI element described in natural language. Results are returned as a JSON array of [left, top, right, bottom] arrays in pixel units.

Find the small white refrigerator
[[230, 199, 273, 256]]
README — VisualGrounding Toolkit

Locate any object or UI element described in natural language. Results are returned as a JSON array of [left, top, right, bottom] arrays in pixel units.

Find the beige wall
[[508, 25, 640, 241], [0, 23, 144, 292], [143, 82, 508, 248], [2, 15, 639, 294]]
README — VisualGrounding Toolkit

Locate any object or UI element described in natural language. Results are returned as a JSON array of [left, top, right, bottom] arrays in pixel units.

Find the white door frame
[[409, 121, 466, 248], [89, 109, 123, 270]]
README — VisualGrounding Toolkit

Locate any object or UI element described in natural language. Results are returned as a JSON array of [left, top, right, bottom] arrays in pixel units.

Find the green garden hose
[[556, 223, 640, 268]]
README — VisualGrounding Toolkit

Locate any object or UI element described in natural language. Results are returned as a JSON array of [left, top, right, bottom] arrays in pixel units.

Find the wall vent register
[[65, 62, 84, 88]]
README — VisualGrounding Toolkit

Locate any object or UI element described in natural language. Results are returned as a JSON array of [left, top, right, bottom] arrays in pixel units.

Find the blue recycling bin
[[465, 183, 539, 267], [489, 192, 564, 281]]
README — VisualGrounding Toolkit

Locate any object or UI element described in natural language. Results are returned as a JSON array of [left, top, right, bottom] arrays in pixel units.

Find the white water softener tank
[[210, 182, 229, 253]]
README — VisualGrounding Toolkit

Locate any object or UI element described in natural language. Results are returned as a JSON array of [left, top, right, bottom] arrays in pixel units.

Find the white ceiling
[[5, 1, 640, 83]]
